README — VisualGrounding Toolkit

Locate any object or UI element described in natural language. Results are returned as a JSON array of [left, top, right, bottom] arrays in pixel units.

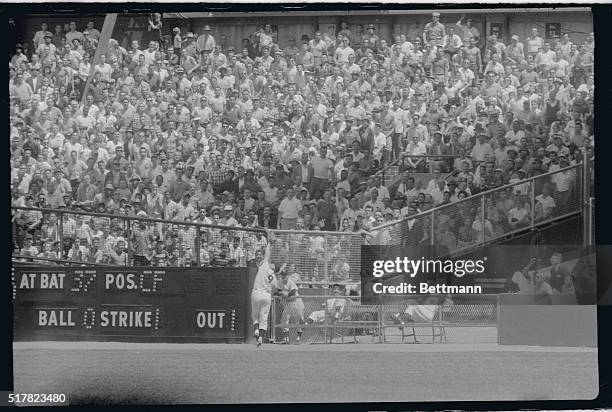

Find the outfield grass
[[13, 342, 598, 404]]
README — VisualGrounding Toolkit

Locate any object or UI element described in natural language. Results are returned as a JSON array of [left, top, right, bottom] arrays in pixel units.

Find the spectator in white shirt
[[508, 200, 530, 230], [526, 28, 544, 57], [535, 183, 556, 221], [277, 187, 301, 230], [536, 42, 556, 73]]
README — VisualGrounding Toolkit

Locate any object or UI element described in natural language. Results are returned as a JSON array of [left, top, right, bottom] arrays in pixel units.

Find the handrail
[[446, 210, 582, 258], [11, 162, 589, 272], [588, 196, 595, 246], [375, 162, 583, 232], [12, 254, 113, 266], [296, 280, 360, 286], [11, 162, 583, 239], [380, 154, 457, 184], [11, 205, 268, 234], [269, 228, 361, 237], [379, 155, 406, 187], [442, 158, 484, 181]]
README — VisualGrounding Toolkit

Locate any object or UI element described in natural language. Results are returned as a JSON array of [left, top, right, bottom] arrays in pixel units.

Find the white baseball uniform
[[251, 251, 276, 330]]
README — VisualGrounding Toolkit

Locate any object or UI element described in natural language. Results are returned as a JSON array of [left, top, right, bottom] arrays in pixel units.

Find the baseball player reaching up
[[251, 242, 277, 347]]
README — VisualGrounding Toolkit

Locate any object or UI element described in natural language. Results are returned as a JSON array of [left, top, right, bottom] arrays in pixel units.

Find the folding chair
[[399, 305, 447, 343]]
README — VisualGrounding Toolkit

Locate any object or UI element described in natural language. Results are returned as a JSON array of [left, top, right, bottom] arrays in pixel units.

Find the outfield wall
[[498, 294, 597, 347], [12, 265, 252, 343], [13, 264, 598, 346]]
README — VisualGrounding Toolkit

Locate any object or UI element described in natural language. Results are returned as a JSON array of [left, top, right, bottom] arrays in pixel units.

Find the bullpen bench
[[329, 302, 382, 343]]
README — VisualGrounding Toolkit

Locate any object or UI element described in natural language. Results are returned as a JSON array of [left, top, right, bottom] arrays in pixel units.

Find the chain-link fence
[[268, 229, 364, 282]]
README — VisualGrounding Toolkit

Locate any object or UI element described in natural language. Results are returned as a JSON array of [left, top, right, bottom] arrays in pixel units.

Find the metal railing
[[371, 162, 585, 256], [11, 162, 589, 274], [589, 197, 595, 246], [12, 254, 113, 266], [12, 206, 267, 268], [382, 154, 458, 187], [11, 206, 366, 276], [587, 157, 594, 199]]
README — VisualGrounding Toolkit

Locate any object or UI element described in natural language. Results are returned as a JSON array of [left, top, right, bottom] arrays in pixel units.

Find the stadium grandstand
[[7, 10, 602, 406], [10, 9, 594, 294]]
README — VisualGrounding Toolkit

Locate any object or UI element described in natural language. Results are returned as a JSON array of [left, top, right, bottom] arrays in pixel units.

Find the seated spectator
[[7, 16, 593, 278], [507, 200, 530, 230], [306, 284, 349, 323], [534, 182, 556, 221]]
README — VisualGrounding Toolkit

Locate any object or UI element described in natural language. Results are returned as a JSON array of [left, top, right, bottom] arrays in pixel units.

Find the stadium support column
[[195, 229, 201, 267], [582, 151, 590, 246], [430, 212, 435, 246], [323, 233, 329, 282], [58, 210, 64, 256], [480, 195, 486, 244], [482, 13, 488, 52], [126, 217, 132, 265], [81, 13, 118, 105], [504, 14, 510, 44], [530, 179, 535, 228]]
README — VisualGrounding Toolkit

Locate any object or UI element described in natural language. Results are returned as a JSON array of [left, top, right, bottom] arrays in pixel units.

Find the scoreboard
[[13, 266, 249, 343]]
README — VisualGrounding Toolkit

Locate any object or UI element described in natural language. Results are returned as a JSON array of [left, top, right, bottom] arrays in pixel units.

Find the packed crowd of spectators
[[10, 13, 595, 270]]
